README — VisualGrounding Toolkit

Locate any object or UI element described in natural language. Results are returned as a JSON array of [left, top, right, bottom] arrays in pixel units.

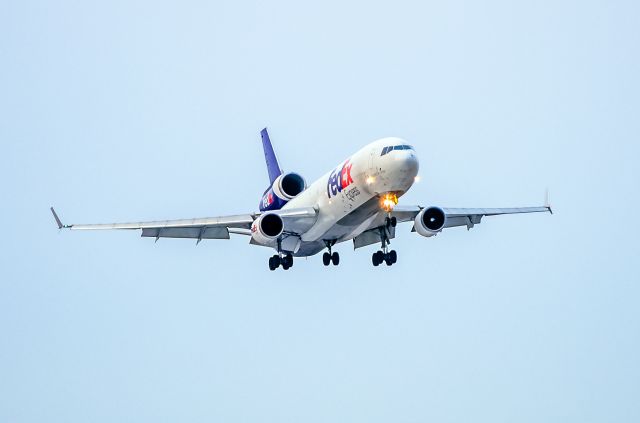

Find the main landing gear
[[269, 253, 293, 271], [372, 216, 398, 267], [322, 251, 340, 266], [372, 249, 397, 266], [322, 241, 340, 266]]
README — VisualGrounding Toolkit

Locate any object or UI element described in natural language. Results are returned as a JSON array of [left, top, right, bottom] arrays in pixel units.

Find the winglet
[[50, 207, 68, 229], [544, 189, 553, 214], [260, 128, 283, 184]]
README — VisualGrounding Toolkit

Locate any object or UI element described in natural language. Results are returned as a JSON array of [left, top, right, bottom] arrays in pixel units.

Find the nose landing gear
[[322, 241, 340, 266]]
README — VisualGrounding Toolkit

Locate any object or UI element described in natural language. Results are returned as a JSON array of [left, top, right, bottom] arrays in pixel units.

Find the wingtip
[[544, 189, 553, 214], [50, 207, 66, 229]]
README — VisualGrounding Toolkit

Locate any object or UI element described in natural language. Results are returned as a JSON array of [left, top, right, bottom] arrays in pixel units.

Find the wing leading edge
[[440, 206, 551, 230], [50, 207, 255, 242]]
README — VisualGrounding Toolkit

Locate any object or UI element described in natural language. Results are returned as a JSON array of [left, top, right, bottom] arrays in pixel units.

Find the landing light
[[381, 193, 398, 212], [366, 176, 376, 184], [414, 175, 421, 183]]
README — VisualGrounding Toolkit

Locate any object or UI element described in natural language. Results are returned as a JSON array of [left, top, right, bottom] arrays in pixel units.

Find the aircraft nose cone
[[385, 149, 419, 193], [404, 151, 419, 176]]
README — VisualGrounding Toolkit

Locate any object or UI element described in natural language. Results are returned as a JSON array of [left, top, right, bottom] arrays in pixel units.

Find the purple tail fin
[[261, 128, 282, 184]]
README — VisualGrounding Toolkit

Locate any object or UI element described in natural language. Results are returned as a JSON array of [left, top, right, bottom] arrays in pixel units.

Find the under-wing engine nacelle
[[414, 206, 446, 237], [259, 172, 307, 212], [251, 213, 284, 246]]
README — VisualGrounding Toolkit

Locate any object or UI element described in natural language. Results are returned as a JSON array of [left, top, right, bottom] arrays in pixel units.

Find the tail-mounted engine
[[414, 206, 446, 237], [251, 213, 284, 246], [259, 172, 306, 212]]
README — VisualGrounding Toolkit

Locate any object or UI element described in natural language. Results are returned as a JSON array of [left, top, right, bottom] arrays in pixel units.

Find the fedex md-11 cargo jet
[[51, 128, 551, 270]]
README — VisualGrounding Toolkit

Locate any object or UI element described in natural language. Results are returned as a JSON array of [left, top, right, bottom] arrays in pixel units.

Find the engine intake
[[273, 172, 306, 201], [259, 172, 307, 212], [251, 213, 284, 245], [414, 206, 446, 237]]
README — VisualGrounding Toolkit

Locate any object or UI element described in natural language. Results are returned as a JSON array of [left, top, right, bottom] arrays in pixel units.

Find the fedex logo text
[[261, 192, 274, 209], [327, 159, 354, 198]]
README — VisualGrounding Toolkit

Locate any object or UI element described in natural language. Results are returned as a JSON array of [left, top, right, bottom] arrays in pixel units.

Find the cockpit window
[[381, 144, 414, 155]]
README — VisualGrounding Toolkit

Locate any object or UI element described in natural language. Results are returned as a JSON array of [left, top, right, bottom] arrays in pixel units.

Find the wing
[[390, 204, 552, 230], [50, 207, 318, 243], [351, 197, 551, 250]]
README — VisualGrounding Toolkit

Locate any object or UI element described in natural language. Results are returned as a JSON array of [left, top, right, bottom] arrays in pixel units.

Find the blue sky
[[1, 0, 639, 421]]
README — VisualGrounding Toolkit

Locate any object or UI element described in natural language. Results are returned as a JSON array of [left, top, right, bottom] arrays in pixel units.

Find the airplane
[[51, 128, 552, 270]]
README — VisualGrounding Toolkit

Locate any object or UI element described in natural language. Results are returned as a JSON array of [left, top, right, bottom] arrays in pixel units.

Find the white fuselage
[[282, 137, 419, 256]]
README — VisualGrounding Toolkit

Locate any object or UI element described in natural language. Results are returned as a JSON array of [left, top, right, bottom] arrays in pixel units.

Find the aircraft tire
[[331, 252, 340, 266], [389, 250, 397, 263], [269, 255, 279, 270], [284, 253, 293, 268], [323, 252, 331, 266]]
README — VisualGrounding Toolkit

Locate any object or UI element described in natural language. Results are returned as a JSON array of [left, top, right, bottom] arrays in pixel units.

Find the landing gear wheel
[[269, 253, 293, 271], [390, 216, 397, 227], [323, 241, 339, 267], [269, 255, 280, 271], [384, 254, 393, 266], [389, 250, 397, 264], [372, 250, 384, 266]]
